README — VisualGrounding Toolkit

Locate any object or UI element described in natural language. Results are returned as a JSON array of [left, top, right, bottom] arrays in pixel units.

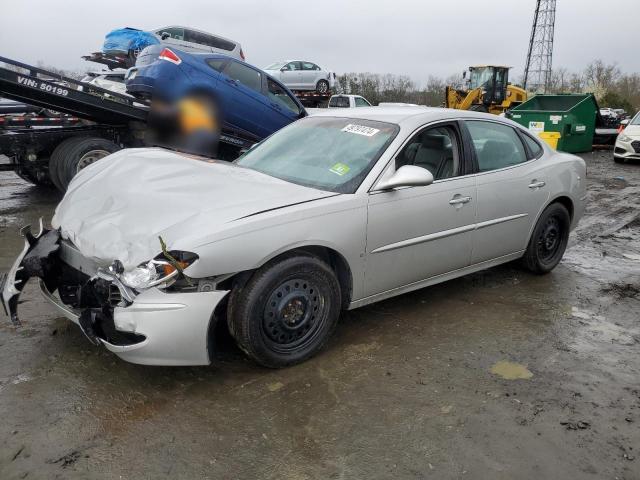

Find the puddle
[[490, 361, 533, 380], [267, 381, 284, 392]]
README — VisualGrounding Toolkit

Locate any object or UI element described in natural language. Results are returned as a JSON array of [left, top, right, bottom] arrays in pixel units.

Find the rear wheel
[[522, 203, 571, 274], [228, 254, 341, 368], [316, 80, 329, 95], [50, 137, 120, 192]]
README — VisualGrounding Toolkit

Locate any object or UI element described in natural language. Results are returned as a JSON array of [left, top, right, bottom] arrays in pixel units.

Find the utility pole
[[523, 0, 557, 93]]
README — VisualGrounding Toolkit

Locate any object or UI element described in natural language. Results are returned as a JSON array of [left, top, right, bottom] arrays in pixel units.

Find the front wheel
[[228, 254, 341, 368], [316, 80, 329, 95], [522, 203, 571, 274]]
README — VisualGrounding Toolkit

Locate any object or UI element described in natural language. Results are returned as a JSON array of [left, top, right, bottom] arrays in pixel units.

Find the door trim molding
[[370, 213, 528, 254]]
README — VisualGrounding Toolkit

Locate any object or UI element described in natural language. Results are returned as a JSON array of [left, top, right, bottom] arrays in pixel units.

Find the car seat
[[478, 140, 514, 171]]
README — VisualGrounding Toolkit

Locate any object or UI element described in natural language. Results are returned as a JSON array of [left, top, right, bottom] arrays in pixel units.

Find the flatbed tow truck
[[0, 56, 256, 191]]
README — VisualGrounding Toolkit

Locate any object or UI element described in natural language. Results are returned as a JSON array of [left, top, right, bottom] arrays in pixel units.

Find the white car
[[614, 111, 640, 163], [79, 71, 129, 97], [600, 107, 618, 119], [2, 108, 586, 368], [328, 95, 372, 108], [263, 60, 335, 94], [153, 26, 245, 60]]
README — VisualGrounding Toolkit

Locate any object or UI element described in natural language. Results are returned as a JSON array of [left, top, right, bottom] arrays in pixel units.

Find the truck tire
[[50, 137, 120, 192], [227, 253, 341, 368], [316, 80, 329, 94]]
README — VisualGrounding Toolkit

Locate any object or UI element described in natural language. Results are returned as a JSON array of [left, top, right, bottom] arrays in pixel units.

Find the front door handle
[[449, 195, 472, 205], [528, 180, 546, 189]]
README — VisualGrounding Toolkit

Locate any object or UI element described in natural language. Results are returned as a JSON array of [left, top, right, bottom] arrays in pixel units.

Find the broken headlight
[[120, 251, 199, 291]]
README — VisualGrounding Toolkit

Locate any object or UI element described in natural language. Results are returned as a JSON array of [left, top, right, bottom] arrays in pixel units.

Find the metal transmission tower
[[523, 0, 557, 93]]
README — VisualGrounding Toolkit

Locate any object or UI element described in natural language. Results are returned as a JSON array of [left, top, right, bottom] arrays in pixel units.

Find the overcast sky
[[1, 0, 637, 85]]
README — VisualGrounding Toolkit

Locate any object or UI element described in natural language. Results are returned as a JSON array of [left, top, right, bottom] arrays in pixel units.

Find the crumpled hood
[[52, 148, 335, 269]]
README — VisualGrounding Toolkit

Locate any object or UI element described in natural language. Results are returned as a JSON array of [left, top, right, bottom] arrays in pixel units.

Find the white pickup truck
[[327, 94, 372, 108]]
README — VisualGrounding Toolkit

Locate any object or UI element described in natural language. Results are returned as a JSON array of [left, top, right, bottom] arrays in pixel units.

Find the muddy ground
[[0, 151, 639, 480]]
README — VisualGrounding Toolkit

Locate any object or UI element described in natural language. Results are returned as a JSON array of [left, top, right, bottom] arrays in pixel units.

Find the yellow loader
[[445, 66, 527, 115]]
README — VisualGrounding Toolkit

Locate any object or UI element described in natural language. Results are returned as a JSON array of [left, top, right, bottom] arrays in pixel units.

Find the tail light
[[158, 48, 181, 65], [240, 48, 245, 61]]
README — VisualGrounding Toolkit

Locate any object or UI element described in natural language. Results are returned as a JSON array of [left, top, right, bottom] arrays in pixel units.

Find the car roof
[[308, 106, 528, 128]]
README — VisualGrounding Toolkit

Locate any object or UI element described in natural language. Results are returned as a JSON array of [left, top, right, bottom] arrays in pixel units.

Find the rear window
[[329, 96, 350, 108], [185, 30, 235, 51], [521, 132, 544, 158]]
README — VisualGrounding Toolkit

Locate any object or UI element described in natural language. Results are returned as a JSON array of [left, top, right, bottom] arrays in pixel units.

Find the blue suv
[[126, 46, 306, 144]]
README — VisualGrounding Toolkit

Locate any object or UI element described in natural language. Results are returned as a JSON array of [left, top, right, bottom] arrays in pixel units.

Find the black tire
[[228, 254, 341, 368], [522, 203, 571, 274], [316, 80, 330, 95], [51, 137, 120, 192]]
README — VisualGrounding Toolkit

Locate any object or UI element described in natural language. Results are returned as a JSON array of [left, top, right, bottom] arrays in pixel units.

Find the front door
[[464, 120, 550, 263], [279, 62, 302, 89], [365, 123, 477, 297]]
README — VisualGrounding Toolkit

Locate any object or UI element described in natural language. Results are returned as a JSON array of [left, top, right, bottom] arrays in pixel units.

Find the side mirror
[[375, 165, 434, 191], [161, 32, 170, 40], [462, 70, 467, 79]]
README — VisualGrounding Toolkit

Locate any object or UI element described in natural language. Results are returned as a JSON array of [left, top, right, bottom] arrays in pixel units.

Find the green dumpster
[[507, 94, 598, 153]]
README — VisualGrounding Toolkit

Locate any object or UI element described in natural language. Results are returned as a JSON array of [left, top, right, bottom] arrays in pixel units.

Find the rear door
[[217, 60, 270, 137], [464, 120, 549, 264], [365, 122, 477, 296], [301, 62, 320, 89]]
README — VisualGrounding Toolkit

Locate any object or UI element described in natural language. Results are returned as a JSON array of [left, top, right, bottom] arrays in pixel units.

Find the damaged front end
[[1, 220, 59, 326], [1, 220, 144, 346], [1, 221, 227, 366]]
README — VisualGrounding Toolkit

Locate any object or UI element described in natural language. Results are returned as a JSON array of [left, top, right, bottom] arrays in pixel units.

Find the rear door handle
[[449, 195, 472, 205], [528, 180, 546, 189]]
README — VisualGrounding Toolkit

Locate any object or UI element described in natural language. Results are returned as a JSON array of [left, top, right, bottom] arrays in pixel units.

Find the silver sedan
[[1, 108, 586, 368]]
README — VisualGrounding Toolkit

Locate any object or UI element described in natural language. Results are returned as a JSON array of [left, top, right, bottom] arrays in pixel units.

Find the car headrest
[[420, 134, 446, 149]]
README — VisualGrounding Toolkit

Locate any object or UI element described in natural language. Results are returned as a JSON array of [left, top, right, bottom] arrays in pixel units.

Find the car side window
[[159, 27, 184, 41], [286, 62, 301, 71], [466, 121, 528, 172], [301, 62, 315, 70], [267, 79, 300, 115], [223, 61, 262, 93], [355, 97, 370, 107], [521, 132, 544, 158], [206, 58, 227, 73], [396, 125, 461, 180]]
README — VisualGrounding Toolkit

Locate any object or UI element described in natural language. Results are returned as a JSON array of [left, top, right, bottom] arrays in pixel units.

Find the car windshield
[[630, 112, 640, 125], [265, 62, 285, 70], [235, 117, 399, 193]]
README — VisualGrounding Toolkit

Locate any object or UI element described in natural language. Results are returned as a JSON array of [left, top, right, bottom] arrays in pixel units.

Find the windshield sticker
[[329, 162, 351, 176], [341, 124, 380, 137]]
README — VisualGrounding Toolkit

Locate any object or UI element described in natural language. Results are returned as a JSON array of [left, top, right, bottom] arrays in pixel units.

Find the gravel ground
[[0, 150, 639, 480]]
